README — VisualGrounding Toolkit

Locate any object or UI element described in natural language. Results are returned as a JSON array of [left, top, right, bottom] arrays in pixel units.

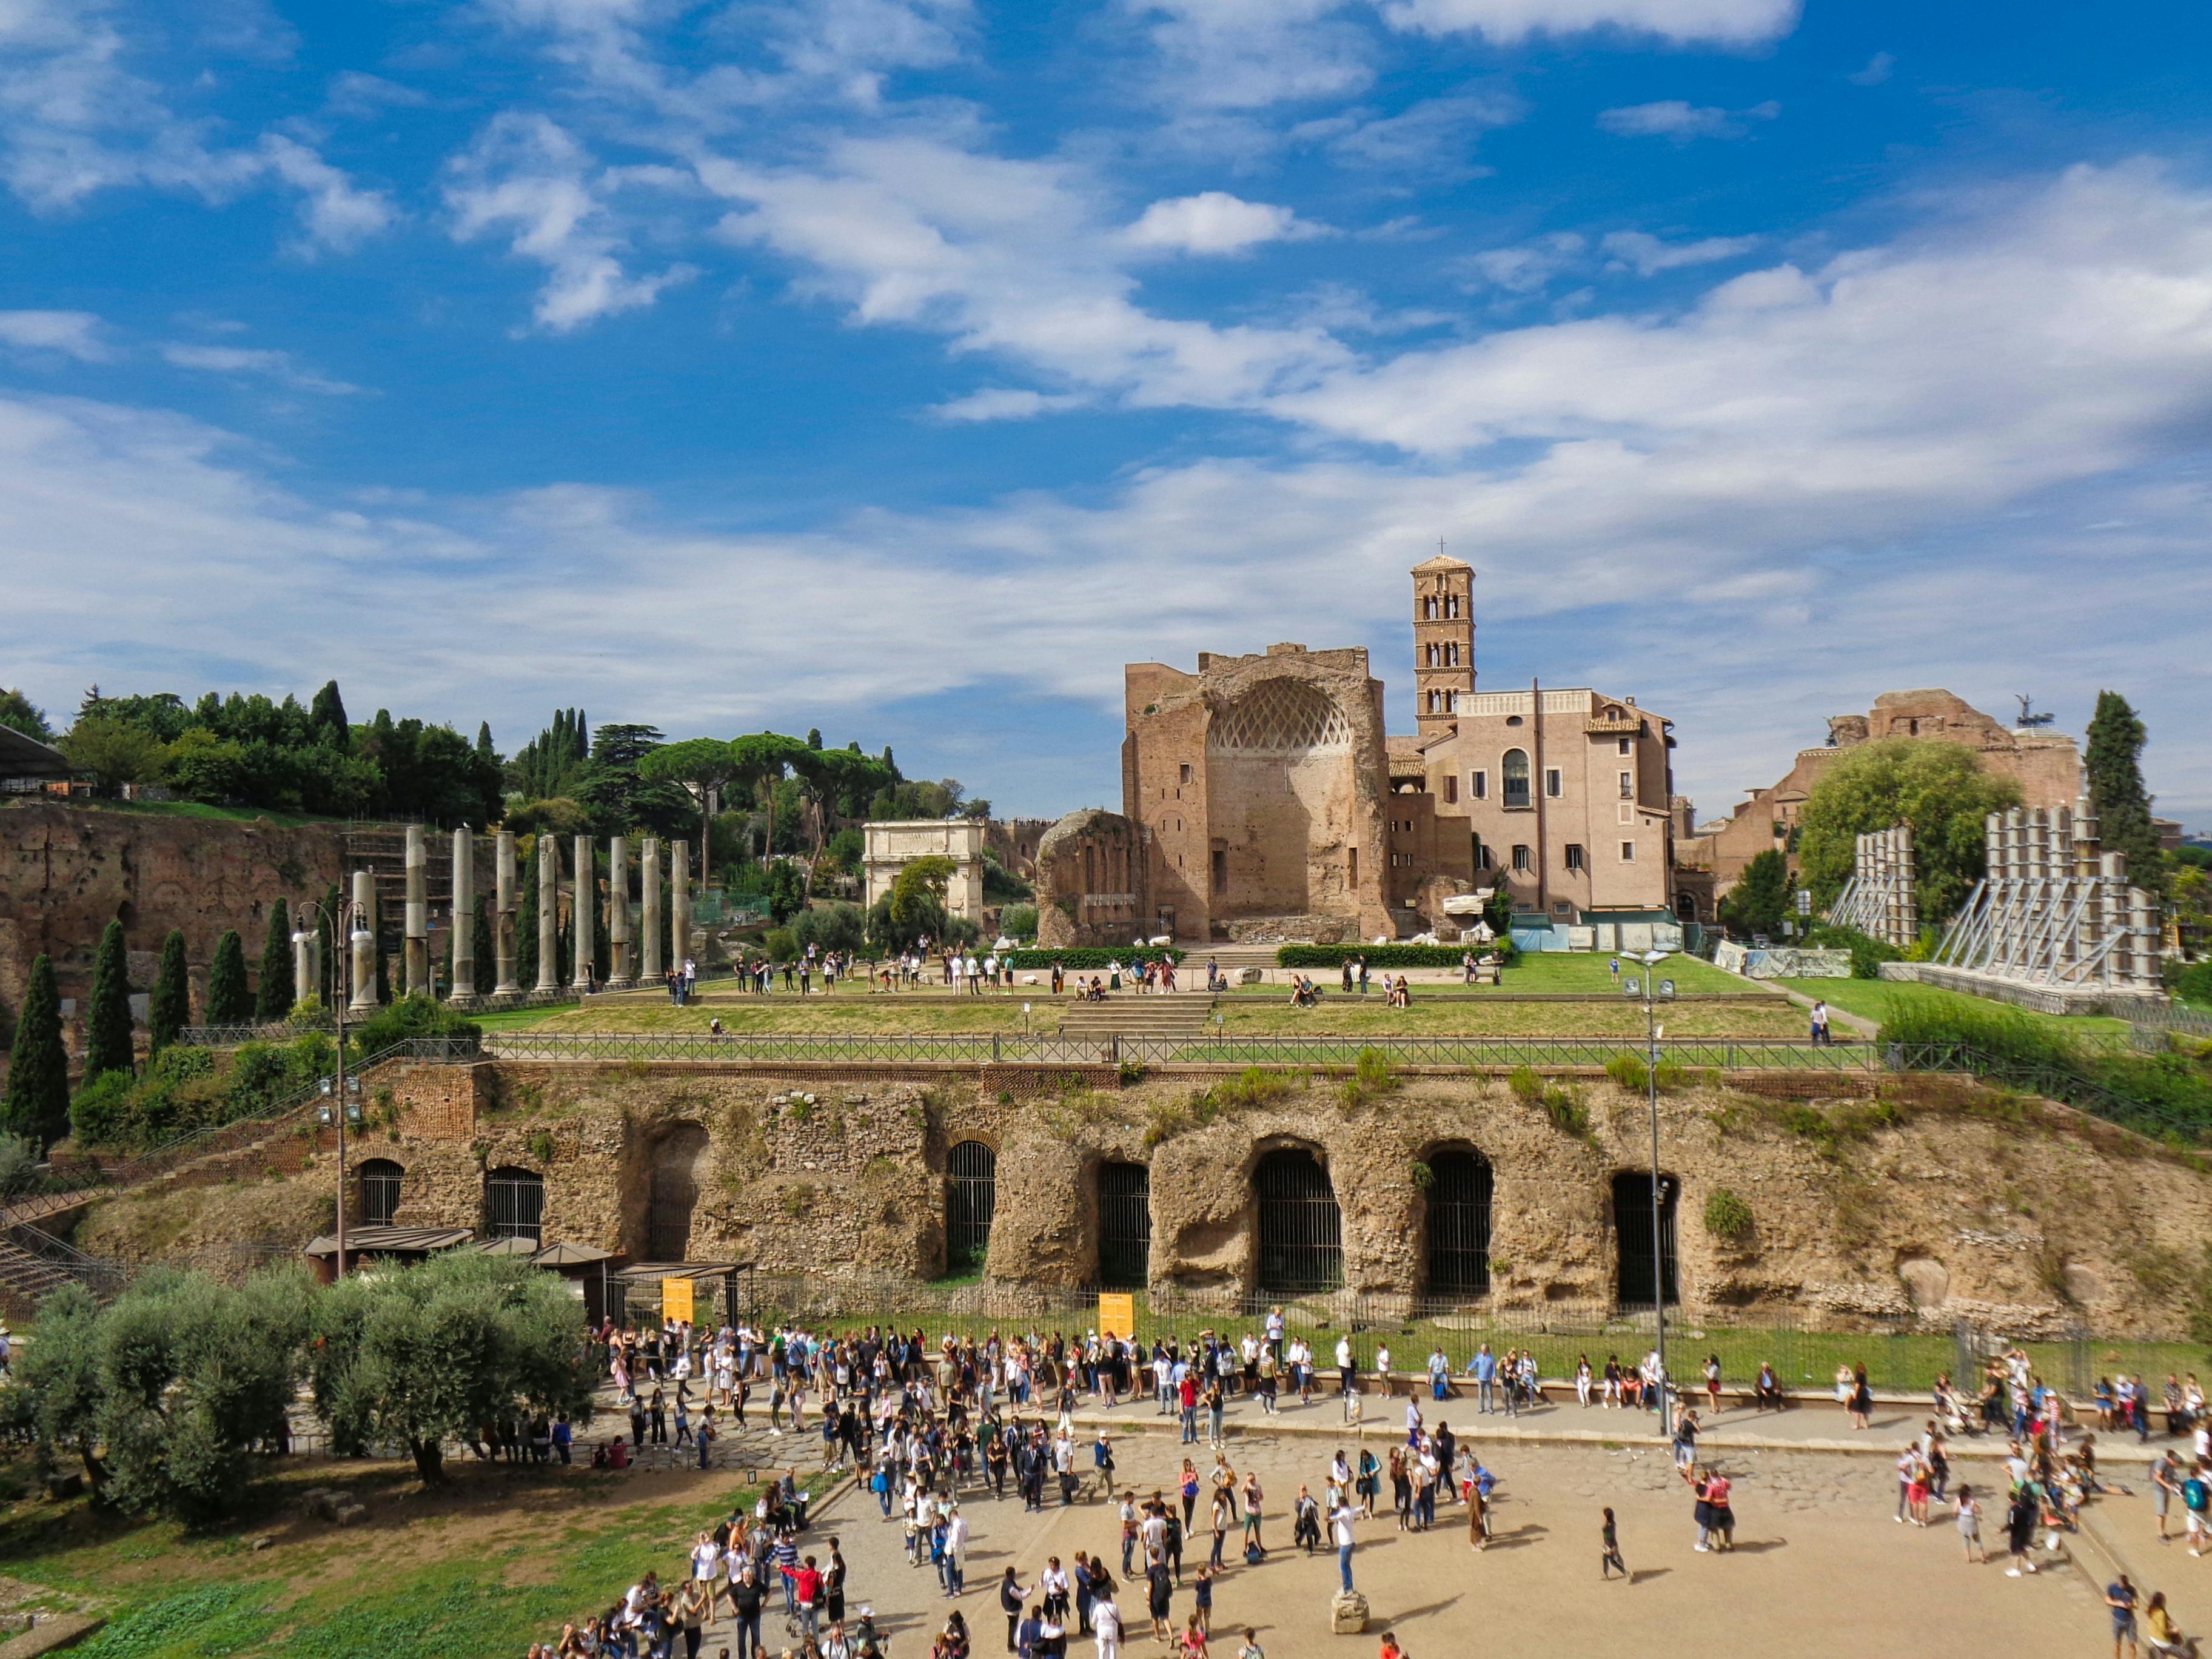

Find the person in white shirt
[[1330, 1502, 1359, 1593], [1336, 1338, 1356, 1396], [1093, 1590, 1122, 1658]]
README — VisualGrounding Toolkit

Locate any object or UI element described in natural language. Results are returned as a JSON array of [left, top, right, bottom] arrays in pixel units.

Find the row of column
[[344, 827, 693, 1011]]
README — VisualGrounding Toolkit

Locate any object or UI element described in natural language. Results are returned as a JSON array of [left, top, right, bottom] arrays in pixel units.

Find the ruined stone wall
[[69, 1061, 2212, 1339], [0, 800, 347, 1030]]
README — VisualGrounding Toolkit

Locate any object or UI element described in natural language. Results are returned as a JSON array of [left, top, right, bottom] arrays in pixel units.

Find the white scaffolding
[[1828, 825, 1918, 950], [1933, 799, 2161, 993]]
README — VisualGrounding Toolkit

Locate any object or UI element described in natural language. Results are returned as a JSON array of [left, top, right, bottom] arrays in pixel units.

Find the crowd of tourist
[[538, 1313, 2211, 1658]]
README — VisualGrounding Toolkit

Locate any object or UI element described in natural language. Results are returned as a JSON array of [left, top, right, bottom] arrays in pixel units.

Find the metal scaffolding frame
[[1933, 800, 2161, 992]]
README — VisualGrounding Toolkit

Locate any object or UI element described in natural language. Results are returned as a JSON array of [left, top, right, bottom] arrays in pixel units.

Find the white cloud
[[159, 343, 360, 395], [1600, 229, 1760, 273], [930, 387, 1092, 421], [0, 0, 392, 250], [1125, 191, 1321, 255], [1128, 0, 1375, 110], [0, 308, 109, 359], [1597, 100, 1738, 139], [1460, 232, 1586, 293], [447, 113, 696, 332], [1304, 89, 1521, 175], [1375, 0, 1799, 44], [1847, 51, 1895, 87]]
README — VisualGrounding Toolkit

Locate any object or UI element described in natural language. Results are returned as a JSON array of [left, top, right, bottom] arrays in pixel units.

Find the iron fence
[[724, 1272, 2206, 1398]]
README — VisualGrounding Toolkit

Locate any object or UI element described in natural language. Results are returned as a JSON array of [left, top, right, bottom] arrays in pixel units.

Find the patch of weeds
[[780, 1181, 817, 1218], [1142, 1067, 1297, 1149], [1338, 1048, 1400, 1110], [1117, 1059, 1148, 1085], [1410, 1160, 1433, 1191], [1510, 1064, 1592, 1142], [526, 1130, 557, 1164], [1605, 1053, 1648, 1093], [1701, 1187, 1754, 1241]]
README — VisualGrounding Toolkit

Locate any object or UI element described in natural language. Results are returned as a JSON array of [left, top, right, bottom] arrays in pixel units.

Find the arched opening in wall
[[945, 1141, 997, 1275], [646, 1123, 709, 1261], [357, 1158, 403, 1227], [1097, 1161, 1151, 1289], [486, 1166, 546, 1242], [1612, 1171, 1678, 1308], [1423, 1149, 1493, 1298], [1255, 1147, 1341, 1293], [1502, 748, 1531, 809]]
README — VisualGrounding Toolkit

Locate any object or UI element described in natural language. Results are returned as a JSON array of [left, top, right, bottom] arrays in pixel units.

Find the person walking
[[1092, 1587, 1122, 1659], [2107, 1575, 2140, 1659], [1600, 1507, 1626, 1580], [1956, 1484, 1986, 1564]]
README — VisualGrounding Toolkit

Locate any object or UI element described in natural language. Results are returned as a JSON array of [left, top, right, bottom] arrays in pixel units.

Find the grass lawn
[[1218, 998, 1808, 1038], [41, 799, 341, 828], [0, 1460, 834, 1659], [1772, 977, 2132, 1041], [528, 997, 1034, 1034]]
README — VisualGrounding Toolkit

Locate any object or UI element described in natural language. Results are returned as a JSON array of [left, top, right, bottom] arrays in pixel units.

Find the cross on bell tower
[[1411, 543, 1475, 741]]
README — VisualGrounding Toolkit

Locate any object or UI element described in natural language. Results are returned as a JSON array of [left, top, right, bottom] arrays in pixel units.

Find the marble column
[[494, 831, 520, 997], [572, 833, 595, 991], [671, 839, 691, 970], [641, 837, 663, 984], [403, 824, 429, 997], [292, 925, 315, 1007], [349, 870, 380, 1010], [536, 834, 560, 993], [606, 834, 635, 989], [450, 826, 477, 1007]]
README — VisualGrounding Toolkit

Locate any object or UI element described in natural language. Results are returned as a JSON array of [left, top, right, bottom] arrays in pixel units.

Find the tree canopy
[[2086, 691, 2165, 895], [1797, 739, 2022, 922]]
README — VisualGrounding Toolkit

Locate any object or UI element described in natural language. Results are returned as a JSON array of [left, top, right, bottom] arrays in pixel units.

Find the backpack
[[2186, 1478, 2208, 1513], [1244, 1540, 1265, 1566]]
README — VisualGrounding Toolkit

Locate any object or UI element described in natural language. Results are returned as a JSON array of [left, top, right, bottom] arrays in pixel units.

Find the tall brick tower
[[1412, 549, 1475, 740]]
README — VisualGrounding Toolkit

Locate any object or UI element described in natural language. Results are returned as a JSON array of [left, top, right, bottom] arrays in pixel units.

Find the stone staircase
[[0, 1232, 85, 1307], [1179, 941, 1282, 980], [1056, 994, 1220, 1044]]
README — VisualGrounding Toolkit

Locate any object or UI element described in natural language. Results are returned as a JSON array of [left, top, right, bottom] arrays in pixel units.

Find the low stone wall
[[1877, 960, 2167, 1017]]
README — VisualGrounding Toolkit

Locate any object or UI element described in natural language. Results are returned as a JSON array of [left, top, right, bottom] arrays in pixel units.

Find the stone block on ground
[[1331, 1591, 1369, 1634], [0, 1613, 107, 1658]]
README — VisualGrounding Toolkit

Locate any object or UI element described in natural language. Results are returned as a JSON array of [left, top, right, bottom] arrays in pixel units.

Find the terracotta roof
[[1410, 553, 1472, 573]]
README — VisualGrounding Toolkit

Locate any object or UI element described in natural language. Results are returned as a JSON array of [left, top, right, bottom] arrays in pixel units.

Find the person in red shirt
[[1378, 1635, 1404, 1659], [793, 1556, 825, 1641]]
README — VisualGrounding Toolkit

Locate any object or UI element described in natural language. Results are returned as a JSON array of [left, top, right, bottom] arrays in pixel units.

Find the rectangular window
[[1619, 770, 1634, 800], [1470, 770, 1487, 800], [1565, 843, 1585, 871], [1545, 768, 1562, 798], [1475, 842, 1493, 871], [1211, 848, 1227, 893], [1511, 844, 1531, 872], [1348, 846, 1358, 886], [1179, 763, 1192, 785], [1618, 736, 1632, 756], [1621, 841, 1636, 861], [1444, 775, 1458, 805]]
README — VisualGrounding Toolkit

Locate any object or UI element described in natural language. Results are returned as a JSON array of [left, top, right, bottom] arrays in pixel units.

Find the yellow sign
[[1097, 1293, 1135, 1341], [661, 1276, 695, 1324]]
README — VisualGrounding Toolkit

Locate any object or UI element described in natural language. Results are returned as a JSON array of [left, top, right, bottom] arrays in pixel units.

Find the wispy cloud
[[446, 113, 696, 332], [1376, 0, 1800, 45], [1600, 229, 1760, 273], [159, 343, 361, 394], [1847, 50, 1895, 87], [0, 308, 110, 360], [1597, 98, 1778, 140]]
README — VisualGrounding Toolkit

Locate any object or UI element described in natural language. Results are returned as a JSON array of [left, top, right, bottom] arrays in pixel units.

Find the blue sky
[[4, 0, 2210, 827]]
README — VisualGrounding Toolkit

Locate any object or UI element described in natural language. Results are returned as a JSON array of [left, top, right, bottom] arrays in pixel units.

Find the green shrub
[[1339, 1048, 1400, 1108], [349, 993, 480, 1055], [1542, 1084, 1590, 1139], [69, 1068, 138, 1145], [1703, 1187, 1755, 1239], [2177, 960, 2212, 1009], [1507, 1065, 1544, 1104], [1005, 948, 1184, 970], [761, 927, 799, 962], [1277, 942, 1518, 969], [999, 904, 1039, 942], [1605, 1052, 1649, 1091]]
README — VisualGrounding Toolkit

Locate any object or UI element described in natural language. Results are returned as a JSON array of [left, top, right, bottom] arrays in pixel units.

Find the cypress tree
[[557, 913, 573, 987], [472, 895, 495, 994], [309, 679, 349, 742], [3, 954, 70, 1144], [255, 899, 295, 1020], [147, 929, 190, 1054], [476, 721, 494, 759], [2086, 691, 2165, 894], [371, 886, 390, 1005], [516, 837, 541, 989], [206, 930, 252, 1025], [83, 919, 136, 1081], [315, 882, 341, 1005]]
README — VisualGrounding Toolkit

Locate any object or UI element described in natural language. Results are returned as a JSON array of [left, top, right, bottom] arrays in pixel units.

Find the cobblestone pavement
[[685, 1425, 2129, 1659]]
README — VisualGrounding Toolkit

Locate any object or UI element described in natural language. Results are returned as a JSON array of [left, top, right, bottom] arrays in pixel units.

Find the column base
[[604, 977, 638, 991], [492, 979, 521, 997], [448, 992, 478, 1009]]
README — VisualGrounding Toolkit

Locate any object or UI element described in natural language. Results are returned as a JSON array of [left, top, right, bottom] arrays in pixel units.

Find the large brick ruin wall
[[0, 801, 347, 1039], [71, 1060, 2212, 1339]]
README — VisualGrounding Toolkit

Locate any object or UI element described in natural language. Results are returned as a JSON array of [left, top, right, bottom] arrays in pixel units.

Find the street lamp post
[[297, 894, 372, 1279], [1627, 948, 1677, 1432]]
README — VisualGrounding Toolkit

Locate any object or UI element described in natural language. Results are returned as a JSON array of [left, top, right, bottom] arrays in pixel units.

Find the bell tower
[[1412, 548, 1475, 741]]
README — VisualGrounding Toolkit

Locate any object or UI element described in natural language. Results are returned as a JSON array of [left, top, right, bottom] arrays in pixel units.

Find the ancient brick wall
[[68, 1062, 2212, 1338], [0, 800, 347, 1027]]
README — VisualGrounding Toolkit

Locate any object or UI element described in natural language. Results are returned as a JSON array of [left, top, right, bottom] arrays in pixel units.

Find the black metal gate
[[486, 1167, 545, 1242], [946, 1141, 997, 1273], [1424, 1150, 1493, 1297], [1612, 1171, 1677, 1307], [357, 1158, 402, 1228], [1098, 1162, 1151, 1288], [1255, 1148, 1341, 1293], [648, 1164, 696, 1261]]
